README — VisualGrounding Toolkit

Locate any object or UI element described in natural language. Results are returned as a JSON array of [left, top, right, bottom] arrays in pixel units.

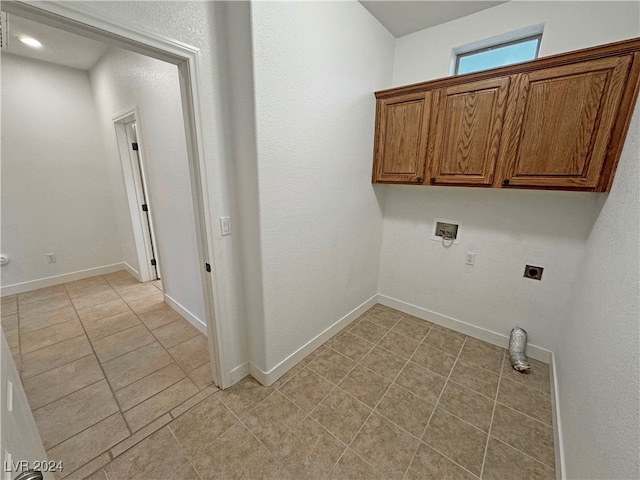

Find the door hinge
[[132, 142, 139, 151], [151, 259, 157, 266], [205, 263, 211, 272], [142, 204, 148, 212]]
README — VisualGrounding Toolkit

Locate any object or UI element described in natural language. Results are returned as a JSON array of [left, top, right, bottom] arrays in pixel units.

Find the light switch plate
[[220, 216, 231, 236]]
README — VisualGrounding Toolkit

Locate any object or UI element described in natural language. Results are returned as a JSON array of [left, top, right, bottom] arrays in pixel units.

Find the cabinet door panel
[[374, 92, 430, 183], [503, 56, 631, 188], [428, 77, 509, 185]]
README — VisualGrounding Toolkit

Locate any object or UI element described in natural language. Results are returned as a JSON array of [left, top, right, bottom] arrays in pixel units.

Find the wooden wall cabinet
[[372, 38, 640, 192], [427, 77, 509, 186], [373, 92, 431, 183]]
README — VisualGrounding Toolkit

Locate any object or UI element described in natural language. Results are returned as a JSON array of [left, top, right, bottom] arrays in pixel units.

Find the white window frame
[[450, 24, 544, 76]]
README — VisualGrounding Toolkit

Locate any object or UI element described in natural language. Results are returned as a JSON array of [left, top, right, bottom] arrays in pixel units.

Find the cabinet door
[[373, 92, 431, 183], [427, 77, 510, 185], [500, 56, 631, 189]]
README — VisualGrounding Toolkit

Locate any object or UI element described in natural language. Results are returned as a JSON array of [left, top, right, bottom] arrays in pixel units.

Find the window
[[455, 35, 541, 75]]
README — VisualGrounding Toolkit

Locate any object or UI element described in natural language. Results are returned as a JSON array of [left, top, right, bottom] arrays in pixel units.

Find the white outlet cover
[[465, 252, 476, 265]]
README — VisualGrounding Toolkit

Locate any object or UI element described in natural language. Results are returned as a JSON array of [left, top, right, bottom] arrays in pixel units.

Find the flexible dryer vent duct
[[509, 327, 531, 373]]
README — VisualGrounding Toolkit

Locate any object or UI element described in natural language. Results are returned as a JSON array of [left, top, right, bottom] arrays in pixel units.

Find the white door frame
[[113, 108, 160, 283], [2, 1, 229, 387]]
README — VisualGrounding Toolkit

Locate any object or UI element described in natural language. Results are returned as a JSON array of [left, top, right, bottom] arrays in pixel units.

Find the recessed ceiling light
[[19, 36, 42, 48]]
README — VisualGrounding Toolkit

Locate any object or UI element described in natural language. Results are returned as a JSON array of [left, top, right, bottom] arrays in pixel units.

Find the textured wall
[[74, 0, 250, 376], [385, 2, 640, 476], [379, 1, 640, 353], [393, 1, 640, 85], [378, 187, 599, 350], [1, 54, 125, 289], [250, 1, 395, 370], [89, 47, 206, 325], [557, 102, 640, 480]]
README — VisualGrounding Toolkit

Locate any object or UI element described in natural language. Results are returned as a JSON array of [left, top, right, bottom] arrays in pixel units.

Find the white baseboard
[[249, 295, 378, 386], [122, 262, 141, 282], [550, 352, 565, 480], [163, 294, 207, 335], [230, 362, 250, 385], [376, 294, 552, 363], [1, 262, 134, 297]]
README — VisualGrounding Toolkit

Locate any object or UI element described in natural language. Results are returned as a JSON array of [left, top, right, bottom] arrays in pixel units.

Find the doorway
[[114, 110, 161, 284], [1, 0, 227, 386]]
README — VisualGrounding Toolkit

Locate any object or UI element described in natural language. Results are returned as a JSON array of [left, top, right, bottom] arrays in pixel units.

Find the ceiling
[[359, 1, 508, 37], [2, 2, 509, 69], [2, 13, 109, 70]]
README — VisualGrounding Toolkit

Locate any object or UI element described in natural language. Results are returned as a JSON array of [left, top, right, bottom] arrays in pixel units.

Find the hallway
[[2, 271, 213, 478]]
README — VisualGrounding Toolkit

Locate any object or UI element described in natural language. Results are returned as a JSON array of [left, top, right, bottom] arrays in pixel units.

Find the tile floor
[[1, 271, 214, 479], [2, 284, 555, 480]]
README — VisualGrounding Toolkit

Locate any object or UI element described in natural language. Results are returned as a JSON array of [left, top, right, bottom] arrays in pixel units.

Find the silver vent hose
[[509, 327, 531, 373]]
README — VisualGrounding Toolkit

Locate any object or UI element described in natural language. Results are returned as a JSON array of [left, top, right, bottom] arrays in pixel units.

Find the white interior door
[[125, 121, 160, 281], [1, 331, 54, 480], [113, 109, 161, 284]]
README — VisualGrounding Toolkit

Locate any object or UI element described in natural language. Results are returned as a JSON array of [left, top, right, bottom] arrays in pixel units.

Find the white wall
[[249, 1, 394, 371], [380, 1, 640, 354], [379, 187, 600, 350], [393, 1, 640, 86], [1, 54, 127, 290], [74, 0, 250, 379], [556, 102, 639, 480], [385, 2, 640, 477], [89, 47, 206, 327], [217, 2, 266, 371]]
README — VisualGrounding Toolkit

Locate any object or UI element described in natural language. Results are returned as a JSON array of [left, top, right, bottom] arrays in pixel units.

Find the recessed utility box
[[524, 264, 544, 280], [431, 218, 462, 244]]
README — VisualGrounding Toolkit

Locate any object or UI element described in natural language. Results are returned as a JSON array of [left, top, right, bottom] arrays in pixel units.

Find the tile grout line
[[62, 279, 134, 437], [51, 422, 123, 480], [19, 329, 85, 358], [327, 312, 438, 438], [215, 391, 285, 459], [30, 377, 106, 416], [500, 370, 554, 396], [296, 316, 476, 478], [46, 274, 203, 479], [489, 434, 557, 471], [17, 277, 158, 412], [402, 330, 471, 479], [275, 311, 389, 477], [166, 426, 205, 480], [326, 315, 414, 478], [479, 352, 505, 479], [18, 311, 77, 336], [17, 283, 146, 357], [494, 398, 554, 428], [19, 351, 95, 382]]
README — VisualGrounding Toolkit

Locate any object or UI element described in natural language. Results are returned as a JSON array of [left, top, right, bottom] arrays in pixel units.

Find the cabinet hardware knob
[[503, 179, 510, 185], [430, 177, 436, 183], [416, 177, 423, 183]]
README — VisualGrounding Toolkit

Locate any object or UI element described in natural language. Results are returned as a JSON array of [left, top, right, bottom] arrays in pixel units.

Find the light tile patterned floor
[[1, 271, 213, 479], [2, 287, 555, 479]]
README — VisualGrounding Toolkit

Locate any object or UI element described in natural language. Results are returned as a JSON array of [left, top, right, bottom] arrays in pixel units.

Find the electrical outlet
[[45, 253, 56, 263], [524, 264, 543, 280], [465, 252, 476, 266]]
